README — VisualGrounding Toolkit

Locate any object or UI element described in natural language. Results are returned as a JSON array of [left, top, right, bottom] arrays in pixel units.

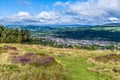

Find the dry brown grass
[[0, 43, 119, 80]]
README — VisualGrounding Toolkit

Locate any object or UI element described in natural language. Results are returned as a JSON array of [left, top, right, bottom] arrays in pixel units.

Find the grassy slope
[[0, 43, 118, 80], [56, 52, 114, 80]]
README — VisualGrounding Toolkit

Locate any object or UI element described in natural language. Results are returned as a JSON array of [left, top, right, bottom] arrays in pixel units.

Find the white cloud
[[1, 0, 120, 25], [0, 16, 2, 19], [38, 11, 60, 20], [53, 1, 63, 6], [18, 11, 30, 16], [1, 11, 61, 25], [8, 11, 32, 21], [53, 0, 120, 24], [6, 11, 32, 22], [0, 11, 38, 25], [108, 17, 119, 21]]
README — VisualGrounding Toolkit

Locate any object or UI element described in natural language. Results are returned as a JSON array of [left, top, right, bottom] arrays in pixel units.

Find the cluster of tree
[[0, 25, 30, 43], [31, 38, 55, 46]]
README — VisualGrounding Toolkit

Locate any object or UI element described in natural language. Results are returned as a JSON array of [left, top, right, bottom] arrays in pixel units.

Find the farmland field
[[92, 27, 120, 32]]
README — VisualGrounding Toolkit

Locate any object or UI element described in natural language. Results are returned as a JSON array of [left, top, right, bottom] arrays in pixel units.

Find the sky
[[0, 0, 120, 25]]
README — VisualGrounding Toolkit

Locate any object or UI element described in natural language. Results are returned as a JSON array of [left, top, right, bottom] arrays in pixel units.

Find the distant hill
[[5, 25, 92, 32], [102, 23, 120, 27]]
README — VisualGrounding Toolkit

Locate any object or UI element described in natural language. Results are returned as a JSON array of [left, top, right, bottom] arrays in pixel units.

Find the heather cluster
[[93, 54, 120, 63], [10, 52, 56, 66]]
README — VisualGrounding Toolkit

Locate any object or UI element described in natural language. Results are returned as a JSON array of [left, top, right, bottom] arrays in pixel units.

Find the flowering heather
[[31, 55, 56, 66], [10, 52, 56, 66]]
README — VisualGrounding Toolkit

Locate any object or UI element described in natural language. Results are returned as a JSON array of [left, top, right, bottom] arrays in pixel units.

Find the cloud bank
[[0, 0, 120, 25]]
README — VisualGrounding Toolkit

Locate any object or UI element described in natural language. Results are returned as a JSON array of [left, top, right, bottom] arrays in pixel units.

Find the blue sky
[[0, 0, 120, 25], [0, 0, 78, 16], [1, 0, 56, 16]]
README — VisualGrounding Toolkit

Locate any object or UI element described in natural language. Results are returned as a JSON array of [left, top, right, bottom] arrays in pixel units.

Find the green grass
[[0, 43, 118, 80], [56, 56, 114, 80], [92, 27, 120, 32]]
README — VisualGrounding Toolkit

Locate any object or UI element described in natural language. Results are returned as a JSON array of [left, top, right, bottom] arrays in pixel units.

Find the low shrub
[[10, 52, 57, 67], [93, 54, 120, 63]]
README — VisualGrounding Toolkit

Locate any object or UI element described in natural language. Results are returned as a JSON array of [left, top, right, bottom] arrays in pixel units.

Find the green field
[[0, 43, 119, 80], [92, 27, 120, 32]]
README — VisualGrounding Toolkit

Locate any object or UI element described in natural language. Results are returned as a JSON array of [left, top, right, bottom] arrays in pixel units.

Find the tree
[[0, 25, 30, 43], [17, 35, 23, 43]]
